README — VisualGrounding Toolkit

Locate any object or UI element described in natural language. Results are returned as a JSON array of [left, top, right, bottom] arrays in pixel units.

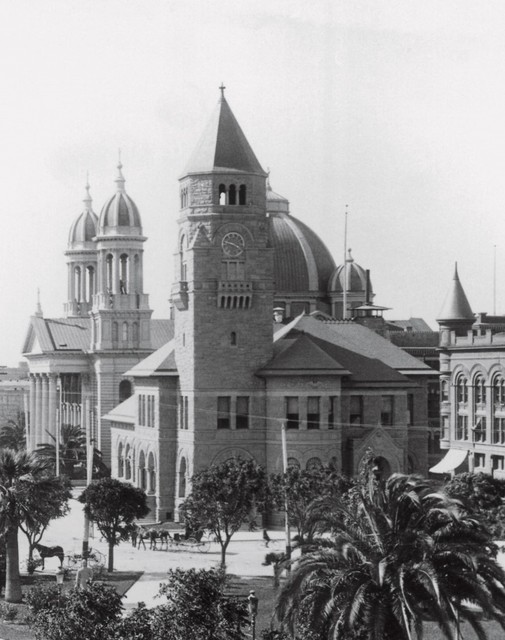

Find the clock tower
[[171, 87, 274, 477]]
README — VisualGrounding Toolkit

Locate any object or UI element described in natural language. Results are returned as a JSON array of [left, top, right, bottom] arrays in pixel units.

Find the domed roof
[[268, 210, 336, 293], [68, 182, 98, 250], [329, 250, 373, 294], [266, 177, 289, 214], [98, 162, 142, 235]]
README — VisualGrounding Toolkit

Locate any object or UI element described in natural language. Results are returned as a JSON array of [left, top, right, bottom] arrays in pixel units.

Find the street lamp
[[247, 590, 259, 640]]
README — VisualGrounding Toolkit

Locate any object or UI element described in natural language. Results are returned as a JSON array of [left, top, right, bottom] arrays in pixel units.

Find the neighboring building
[[435, 264, 505, 478], [22, 174, 172, 461], [104, 90, 434, 521]]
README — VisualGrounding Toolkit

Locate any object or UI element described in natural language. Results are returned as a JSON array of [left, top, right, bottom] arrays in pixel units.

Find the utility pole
[[82, 397, 92, 559], [343, 205, 349, 319], [281, 422, 291, 562]]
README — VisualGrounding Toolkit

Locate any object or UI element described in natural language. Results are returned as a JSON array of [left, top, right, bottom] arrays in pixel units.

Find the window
[[119, 380, 132, 403], [492, 455, 505, 471], [221, 261, 245, 281], [328, 396, 337, 429], [285, 397, 299, 429], [441, 379, 449, 402], [178, 458, 187, 498], [219, 184, 226, 205], [307, 397, 320, 429], [217, 396, 231, 429], [474, 375, 486, 406], [120, 254, 128, 293], [122, 321, 128, 342], [381, 396, 394, 426], [306, 457, 322, 470], [493, 417, 505, 444], [494, 378, 505, 406], [473, 417, 486, 442], [350, 396, 363, 426], [231, 332, 237, 346], [456, 414, 468, 440], [228, 184, 237, 205], [456, 376, 468, 404], [236, 396, 249, 429], [474, 453, 485, 469], [407, 394, 414, 426], [287, 457, 300, 469], [239, 184, 246, 205], [184, 396, 188, 430]]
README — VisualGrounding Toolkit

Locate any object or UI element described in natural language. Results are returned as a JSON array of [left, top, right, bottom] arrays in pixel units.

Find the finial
[[219, 83, 226, 99], [115, 150, 126, 192], [454, 261, 459, 279], [266, 167, 271, 190], [35, 288, 43, 317], [83, 171, 92, 211], [346, 248, 354, 262]]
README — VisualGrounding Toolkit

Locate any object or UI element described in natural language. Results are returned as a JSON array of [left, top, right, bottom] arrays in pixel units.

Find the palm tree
[[0, 411, 26, 451], [275, 472, 505, 640], [0, 448, 52, 602]]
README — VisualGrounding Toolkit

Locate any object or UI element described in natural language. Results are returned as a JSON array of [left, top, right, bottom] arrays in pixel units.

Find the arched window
[[219, 184, 226, 205], [287, 457, 300, 469], [74, 267, 81, 302], [180, 235, 187, 281], [119, 380, 132, 403], [120, 254, 128, 294], [179, 457, 187, 497], [132, 322, 139, 345], [474, 374, 486, 406], [456, 375, 468, 405], [125, 445, 132, 480], [122, 321, 128, 342], [239, 184, 246, 205], [228, 184, 237, 205], [86, 266, 95, 302], [306, 457, 323, 470], [112, 322, 119, 343], [148, 452, 156, 493], [230, 331, 237, 346], [106, 254, 113, 292], [493, 376, 505, 407], [118, 443, 124, 477], [138, 451, 146, 490]]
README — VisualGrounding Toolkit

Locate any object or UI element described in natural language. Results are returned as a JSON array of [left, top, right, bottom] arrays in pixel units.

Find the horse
[[34, 543, 64, 569], [147, 528, 171, 550]]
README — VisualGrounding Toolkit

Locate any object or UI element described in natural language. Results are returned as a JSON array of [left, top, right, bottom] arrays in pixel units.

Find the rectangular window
[[381, 396, 394, 426], [473, 417, 486, 442], [179, 394, 184, 430], [474, 453, 485, 468], [236, 396, 249, 429], [456, 414, 468, 440], [492, 455, 505, 471], [217, 396, 231, 429], [328, 396, 337, 429], [493, 417, 505, 444], [222, 261, 245, 281], [307, 396, 320, 429], [138, 395, 143, 426], [184, 396, 189, 430], [285, 397, 299, 429], [407, 394, 414, 426], [350, 396, 363, 426]]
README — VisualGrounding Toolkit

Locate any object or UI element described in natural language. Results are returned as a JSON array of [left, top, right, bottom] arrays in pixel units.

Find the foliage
[[35, 424, 110, 479], [270, 466, 354, 545], [181, 457, 269, 567], [0, 411, 26, 451], [79, 478, 149, 572], [444, 471, 505, 537], [0, 601, 18, 621], [0, 448, 53, 602], [17, 473, 72, 561], [26, 582, 124, 640], [112, 602, 154, 640], [275, 470, 505, 640], [151, 567, 248, 640], [262, 552, 286, 588]]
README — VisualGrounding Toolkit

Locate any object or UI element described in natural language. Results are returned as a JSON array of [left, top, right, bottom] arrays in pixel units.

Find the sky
[[2, 0, 505, 365]]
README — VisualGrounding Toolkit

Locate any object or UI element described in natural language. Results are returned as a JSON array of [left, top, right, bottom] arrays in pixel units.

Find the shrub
[[0, 601, 18, 622]]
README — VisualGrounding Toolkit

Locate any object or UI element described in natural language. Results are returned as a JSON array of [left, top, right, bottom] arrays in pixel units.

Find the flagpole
[[343, 205, 349, 319]]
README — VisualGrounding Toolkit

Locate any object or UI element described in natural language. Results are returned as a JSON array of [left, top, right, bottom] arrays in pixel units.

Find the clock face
[[221, 232, 245, 257]]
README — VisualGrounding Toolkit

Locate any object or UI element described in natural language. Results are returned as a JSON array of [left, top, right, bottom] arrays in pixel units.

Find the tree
[[444, 471, 505, 537], [0, 448, 53, 602], [36, 424, 110, 479], [18, 473, 72, 562], [270, 466, 353, 546], [180, 457, 268, 567], [151, 568, 248, 640], [79, 478, 149, 572], [0, 411, 26, 451], [275, 471, 505, 640], [26, 582, 124, 640]]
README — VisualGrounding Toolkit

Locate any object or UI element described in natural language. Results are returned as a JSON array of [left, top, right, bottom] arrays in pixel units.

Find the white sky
[[2, 0, 505, 365]]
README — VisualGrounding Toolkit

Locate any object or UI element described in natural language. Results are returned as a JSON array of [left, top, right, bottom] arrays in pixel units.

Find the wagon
[[167, 531, 210, 553]]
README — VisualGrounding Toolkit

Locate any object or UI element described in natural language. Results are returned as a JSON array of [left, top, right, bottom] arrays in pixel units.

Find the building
[[103, 89, 434, 520], [22, 172, 172, 461], [435, 264, 505, 478]]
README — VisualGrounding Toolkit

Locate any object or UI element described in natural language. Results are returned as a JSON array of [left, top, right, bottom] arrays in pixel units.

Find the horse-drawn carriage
[[135, 524, 210, 553]]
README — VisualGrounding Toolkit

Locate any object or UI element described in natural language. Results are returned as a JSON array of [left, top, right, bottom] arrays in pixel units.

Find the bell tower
[[171, 87, 274, 476], [90, 162, 152, 351]]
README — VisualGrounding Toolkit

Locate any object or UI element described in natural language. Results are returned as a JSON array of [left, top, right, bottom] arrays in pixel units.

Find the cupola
[[98, 162, 142, 236]]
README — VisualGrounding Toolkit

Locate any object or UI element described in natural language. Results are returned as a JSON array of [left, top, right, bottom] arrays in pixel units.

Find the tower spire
[[115, 149, 126, 192], [83, 172, 92, 211], [35, 288, 43, 317], [219, 82, 226, 101]]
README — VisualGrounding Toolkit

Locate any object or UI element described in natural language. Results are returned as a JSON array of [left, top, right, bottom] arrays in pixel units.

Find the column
[[41, 374, 49, 444], [81, 263, 87, 305], [48, 375, 57, 439], [29, 375, 36, 452], [35, 375, 43, 449]]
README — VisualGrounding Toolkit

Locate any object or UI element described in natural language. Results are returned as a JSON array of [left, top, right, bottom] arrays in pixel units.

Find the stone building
[[104, 90, 434, 520], [435, 265, 505, 478]]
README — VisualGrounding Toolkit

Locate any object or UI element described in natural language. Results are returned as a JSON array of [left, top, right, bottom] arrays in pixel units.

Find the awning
[[429, 449, 468, 474]]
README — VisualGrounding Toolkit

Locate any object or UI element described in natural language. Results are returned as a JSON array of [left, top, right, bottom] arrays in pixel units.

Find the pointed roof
[[437, 263, 474, 323], [183, 90, 265, 176]]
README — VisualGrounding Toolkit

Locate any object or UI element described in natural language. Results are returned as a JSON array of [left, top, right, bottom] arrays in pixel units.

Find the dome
[[98, 162, 142, 235], [266, 178, 289, 214], [329, 250, 373, 295], [67, 182, 98, 250], [268, 210, 336, 293]]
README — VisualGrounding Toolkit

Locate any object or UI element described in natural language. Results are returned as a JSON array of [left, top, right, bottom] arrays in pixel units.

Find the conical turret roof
[[437, 263, 474, 323], [183, 89, 265, 176]]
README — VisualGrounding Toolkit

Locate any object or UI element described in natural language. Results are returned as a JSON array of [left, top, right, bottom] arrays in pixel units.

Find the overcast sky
[[2, 0, 505, 365]]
